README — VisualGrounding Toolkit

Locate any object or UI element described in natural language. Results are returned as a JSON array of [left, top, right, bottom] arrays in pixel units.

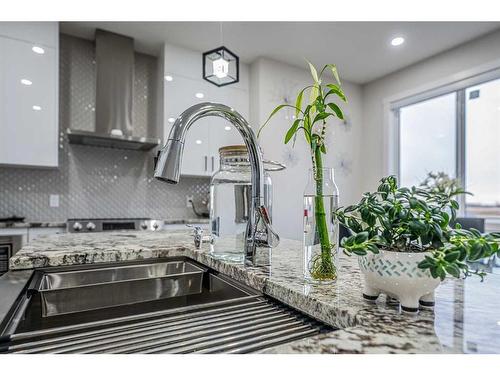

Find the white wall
[[250, 58, 364, 240], [361, 29, 500, 193]]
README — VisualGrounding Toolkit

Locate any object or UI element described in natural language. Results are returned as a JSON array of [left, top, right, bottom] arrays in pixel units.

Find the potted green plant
[[258, 61, 347, 283], [420, 171, 462, 195], [336, 176, 500, 312]]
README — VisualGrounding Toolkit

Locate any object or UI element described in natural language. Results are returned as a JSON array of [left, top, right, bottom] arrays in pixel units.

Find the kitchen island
[[7, 230, 500, 354]]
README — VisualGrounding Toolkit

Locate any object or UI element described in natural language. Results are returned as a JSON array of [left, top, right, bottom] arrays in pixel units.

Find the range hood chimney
[[67, 29, 160, 151]]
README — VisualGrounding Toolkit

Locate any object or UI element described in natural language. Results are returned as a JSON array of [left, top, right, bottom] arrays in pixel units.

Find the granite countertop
[[0, 221, 67, 229], [8, 230, 500, 354], [0, 218, 208, 230]]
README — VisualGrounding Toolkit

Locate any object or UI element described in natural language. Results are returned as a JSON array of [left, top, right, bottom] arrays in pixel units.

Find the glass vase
[[303, 167, 339, 283]]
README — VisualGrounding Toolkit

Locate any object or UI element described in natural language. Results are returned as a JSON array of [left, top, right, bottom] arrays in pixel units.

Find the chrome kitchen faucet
[[154, 102, 279, 266]]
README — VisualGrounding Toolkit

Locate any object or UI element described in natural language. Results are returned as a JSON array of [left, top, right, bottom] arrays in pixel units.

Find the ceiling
[[60, 22, 500, 84]]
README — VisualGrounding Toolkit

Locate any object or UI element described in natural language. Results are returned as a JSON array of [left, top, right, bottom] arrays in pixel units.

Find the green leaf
[[295, 89, 304, 119], [257, 104, 299, 137], [409, 197, 418, 209], [469, 242, 483, 260], [307, 60, 319, 83], [312, 112, 332, 124], [325, 84, 347, 102], [354, 232, 369, 244], [331, 65, 341, 85], [327, 103, 344, 119], [366, 243, 380, 254], [445, 263, 461, 278], [284, 119, 301, 144], [352, 249, 367, 256], [444, 250, 460, 263], [322, 64, 341, 85], [309, 84, 320, 112], [418, 260, 431, 269]]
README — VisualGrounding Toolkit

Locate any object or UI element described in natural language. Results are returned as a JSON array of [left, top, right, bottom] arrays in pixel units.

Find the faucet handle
[[186, 224, 203, 235], [186, 224, 212, 249], [255, 206, 280, 248]]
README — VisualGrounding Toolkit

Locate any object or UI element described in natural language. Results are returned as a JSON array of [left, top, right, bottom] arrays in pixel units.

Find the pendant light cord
[[220, 22, 223, 46]]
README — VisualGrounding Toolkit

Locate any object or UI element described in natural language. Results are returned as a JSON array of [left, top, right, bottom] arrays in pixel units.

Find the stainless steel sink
[[36, 261, 204, 317], [0, 258, 332, 354]]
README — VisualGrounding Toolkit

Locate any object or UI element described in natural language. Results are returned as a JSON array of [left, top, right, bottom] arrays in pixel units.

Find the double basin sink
[[36, 260, 206, 317], [0, 258, 331, 353]]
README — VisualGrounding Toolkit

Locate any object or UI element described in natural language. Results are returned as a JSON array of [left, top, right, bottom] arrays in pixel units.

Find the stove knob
[[86, 222, 96, 231], [153, 222, 159, 230], [72, 222, 82, 232], [140, 222, 148, 230]]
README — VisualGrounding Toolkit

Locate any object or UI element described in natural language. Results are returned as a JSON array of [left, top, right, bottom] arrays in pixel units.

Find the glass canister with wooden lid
[[209, 145, 285, 263]]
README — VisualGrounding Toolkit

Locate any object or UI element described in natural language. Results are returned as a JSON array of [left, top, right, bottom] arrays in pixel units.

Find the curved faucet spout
[[154, 102, 279, 265]]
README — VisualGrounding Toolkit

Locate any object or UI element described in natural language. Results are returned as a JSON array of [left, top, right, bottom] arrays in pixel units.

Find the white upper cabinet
[[0, 22, 59, 168], [164, 75, 212, 176], [206, 84, 249, 172], [163, 43, 249, 177]]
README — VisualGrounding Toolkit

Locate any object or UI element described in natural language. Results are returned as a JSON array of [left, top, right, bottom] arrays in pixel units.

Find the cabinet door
[[207, 85, 249, 172], [0, 36, 58, 167], [0, 22, 58, 48], [164, 75, 211, 176]]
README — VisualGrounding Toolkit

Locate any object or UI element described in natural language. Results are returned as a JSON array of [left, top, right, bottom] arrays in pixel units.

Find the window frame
[[392, 67, 500, 216]]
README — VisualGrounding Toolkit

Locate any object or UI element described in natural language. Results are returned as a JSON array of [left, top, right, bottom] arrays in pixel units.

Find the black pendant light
[[202, 24, 239, 87]]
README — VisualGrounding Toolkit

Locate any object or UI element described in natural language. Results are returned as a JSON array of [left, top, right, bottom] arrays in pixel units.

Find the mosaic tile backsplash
[[0, 34, 210, 222]]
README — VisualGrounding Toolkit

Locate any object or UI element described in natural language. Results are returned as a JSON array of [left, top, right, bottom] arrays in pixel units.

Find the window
[[465, 79, 500, 217], [396, 74, 500, 218], [399, 93, 457, 188]]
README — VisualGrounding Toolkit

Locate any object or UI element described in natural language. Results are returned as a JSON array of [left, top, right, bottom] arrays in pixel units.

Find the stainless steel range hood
[[67, 129, 160, 150], [67, 29, 160, 151]]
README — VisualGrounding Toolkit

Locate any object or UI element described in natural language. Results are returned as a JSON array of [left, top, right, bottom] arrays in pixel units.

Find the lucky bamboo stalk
[[258, 61, 347, 281]]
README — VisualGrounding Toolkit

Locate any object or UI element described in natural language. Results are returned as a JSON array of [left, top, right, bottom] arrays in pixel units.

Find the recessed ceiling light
[[195, 92, 204, 99], [195, 139, 202, 145], [32, 105, 42, 111], [164, 75, 173, 81], [21, 79, 33, 86], [224, 126, 231, 131], [32, 46, 45, 54], [391, 37, 405, 47], [168, 117, 175, 123]]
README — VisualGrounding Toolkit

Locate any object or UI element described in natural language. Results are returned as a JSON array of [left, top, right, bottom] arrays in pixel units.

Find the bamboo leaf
[[313, 112, 332, 124], [309, 84, 319, 114], [303, 127, 311, 144], [257, 104, 300, 137], [325, 84, 347, 102], [284, 119, 301, 144], [307, 60, 319, 83], [327, 103, 344, 120], [295, 89, 304, 119], [328, 64, 341, 85], [293, 85, 315, 119]]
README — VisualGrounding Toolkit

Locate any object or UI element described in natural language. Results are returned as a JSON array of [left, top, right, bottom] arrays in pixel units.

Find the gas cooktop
[[67, 218, 165, 233]]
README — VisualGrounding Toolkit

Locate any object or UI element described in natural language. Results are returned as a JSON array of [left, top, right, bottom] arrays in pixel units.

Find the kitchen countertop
[[7, 230, 500, 354], [0, 221, 67, 229], [0, 218, 208, 230]]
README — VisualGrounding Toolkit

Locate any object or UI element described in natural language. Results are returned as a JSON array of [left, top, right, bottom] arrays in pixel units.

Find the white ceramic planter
[[358, 249, 441, 313]]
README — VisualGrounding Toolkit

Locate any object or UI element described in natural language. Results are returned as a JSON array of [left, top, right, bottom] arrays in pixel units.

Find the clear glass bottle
[[210, 145, 273, 263], [303, 167, 339, 283]]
